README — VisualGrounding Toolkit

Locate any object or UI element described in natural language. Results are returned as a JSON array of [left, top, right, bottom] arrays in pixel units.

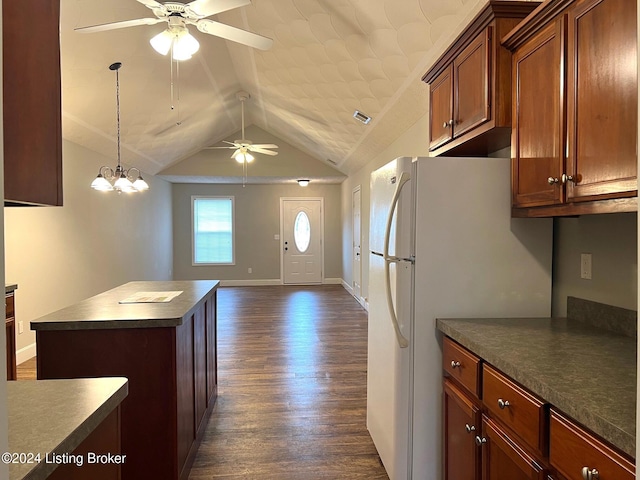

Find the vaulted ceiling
[[61, 0, 484, 182]]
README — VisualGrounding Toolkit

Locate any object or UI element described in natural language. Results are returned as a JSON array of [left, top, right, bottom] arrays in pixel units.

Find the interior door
[[352, 186, 362, 302], [282, 198, 323, 284]]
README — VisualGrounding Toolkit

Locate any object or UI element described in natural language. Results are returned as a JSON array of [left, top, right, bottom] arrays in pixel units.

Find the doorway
[[281, 198, 324, 284]]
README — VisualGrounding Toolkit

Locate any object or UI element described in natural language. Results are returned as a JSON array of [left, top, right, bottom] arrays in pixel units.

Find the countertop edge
[[10, 377, 129, 480], [436, 318, 636, 458]]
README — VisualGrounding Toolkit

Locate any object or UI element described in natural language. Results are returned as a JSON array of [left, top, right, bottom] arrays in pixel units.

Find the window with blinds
[[192, 196, 235, 265]]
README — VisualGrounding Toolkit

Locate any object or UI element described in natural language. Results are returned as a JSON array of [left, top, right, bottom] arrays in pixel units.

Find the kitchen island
[[436, 297, 636, 458], [9, 377, 128, 480], [31, 280, 219, 480]]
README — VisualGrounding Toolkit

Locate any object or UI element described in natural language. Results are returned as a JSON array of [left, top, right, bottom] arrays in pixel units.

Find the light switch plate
[[581, 253, 592, 280]]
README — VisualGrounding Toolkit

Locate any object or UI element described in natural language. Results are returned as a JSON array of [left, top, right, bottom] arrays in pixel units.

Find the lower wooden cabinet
[[480, 415, 547, 480], [550, 409, 634, 480], [444, 378, 481, 480]]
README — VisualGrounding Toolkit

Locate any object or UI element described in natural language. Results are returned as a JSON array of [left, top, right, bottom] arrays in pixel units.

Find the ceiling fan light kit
[[76, 0, 274, 59], [91, 62, 150, 194]]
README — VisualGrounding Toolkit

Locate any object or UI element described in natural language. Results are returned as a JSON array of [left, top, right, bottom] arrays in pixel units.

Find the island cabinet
[[31, 280, 219, 480], [5, 286, 17, 381], [503, 0, 637, 217], [2, 0, 63, 206], [422, 1, 540, 157]]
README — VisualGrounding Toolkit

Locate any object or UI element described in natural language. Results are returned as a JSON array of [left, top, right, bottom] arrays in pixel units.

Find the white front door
[[282, 198, 323, 284], [352, 186, 362, 302]]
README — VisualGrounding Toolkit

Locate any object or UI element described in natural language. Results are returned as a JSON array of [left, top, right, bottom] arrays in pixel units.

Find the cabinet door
[[444, 379, 481, 480], [481, 416, 546, 480], [454, 27, 491, 138], [511, 19, 565, 207], [3, 0, 62, 206], [565, 0, 637, 202], [430, 65, 454, 151]]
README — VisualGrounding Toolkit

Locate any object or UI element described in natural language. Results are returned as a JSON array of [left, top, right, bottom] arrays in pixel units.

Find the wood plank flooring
[[17, 285, 388, 479], [189, 285, 387, 479]]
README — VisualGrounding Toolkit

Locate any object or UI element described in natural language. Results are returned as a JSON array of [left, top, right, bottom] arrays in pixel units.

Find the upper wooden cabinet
[[422, 1, 540, 157], [3, 0, 63, 206], [503, 0, 637, 217]]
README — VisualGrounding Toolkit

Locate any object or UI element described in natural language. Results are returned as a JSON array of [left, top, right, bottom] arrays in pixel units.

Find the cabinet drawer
[[550, 409, 634, 480], [443, 337, 481, 397], [483, 364, 547, 454], [6, 294, 14, 319]]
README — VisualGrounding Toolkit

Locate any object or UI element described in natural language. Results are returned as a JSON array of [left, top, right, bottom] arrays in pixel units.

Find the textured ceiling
[[61, 0, 484, 180]]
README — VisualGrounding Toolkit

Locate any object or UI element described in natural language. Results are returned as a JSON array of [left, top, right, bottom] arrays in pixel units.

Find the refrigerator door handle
[[383, 171, 411, 348]]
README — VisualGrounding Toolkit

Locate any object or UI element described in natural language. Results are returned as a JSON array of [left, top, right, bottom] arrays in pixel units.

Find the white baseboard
[[341, 279, 354, 295], [17, 343, 36, 365], [323, 278, 343, 285], [341, 280, 367, 310], [219, 279, 282, 287]]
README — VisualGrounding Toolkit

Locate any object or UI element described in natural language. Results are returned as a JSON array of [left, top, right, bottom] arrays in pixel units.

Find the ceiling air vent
[[353, 110, 372, 125], [326, 158, 338, 165]]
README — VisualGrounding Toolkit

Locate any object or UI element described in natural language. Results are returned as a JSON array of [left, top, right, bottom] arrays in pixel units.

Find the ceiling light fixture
[[233, 148, 255, 164], [298, 179, 310, 187], [150, 17, 199, 61], [91, 62, 149, 194], [353, 110, 372, 125]]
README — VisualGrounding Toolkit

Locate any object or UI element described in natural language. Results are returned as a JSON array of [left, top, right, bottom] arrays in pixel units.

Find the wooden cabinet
[[423, 1, 540, 157], [2, 0, 63, 206], [504, 0, 637, 217], [550, 409, 635, 480], [5, 289, 16, 381], [441, 335, 636, 480], [481, 415, 547, 480], [444, 379, 482, 480]]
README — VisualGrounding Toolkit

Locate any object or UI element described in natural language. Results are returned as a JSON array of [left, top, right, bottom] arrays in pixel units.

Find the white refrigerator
[[367, 156, 553, 480]]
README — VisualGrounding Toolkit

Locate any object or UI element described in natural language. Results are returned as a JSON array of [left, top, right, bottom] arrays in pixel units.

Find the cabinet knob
[[497, 398, 510, 409], [562, 173, 575, 183], [465, 424, 476, 433], [474, 436, 487, 447], [450, 360, 461, 369], [581, 467, 599, 480], [443, 120, 454, 128], [547, 177, 559, 185]]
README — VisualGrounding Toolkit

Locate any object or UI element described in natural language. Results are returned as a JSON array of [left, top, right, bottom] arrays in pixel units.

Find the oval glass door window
[[294, 211, 311, 253]]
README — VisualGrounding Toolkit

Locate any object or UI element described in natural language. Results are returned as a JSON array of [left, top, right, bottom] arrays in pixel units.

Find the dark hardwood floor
[[18, 285, 388, 479]]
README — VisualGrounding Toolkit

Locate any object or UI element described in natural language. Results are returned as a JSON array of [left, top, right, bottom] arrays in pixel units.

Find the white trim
[[219, 279, 282, 287], [341, 279, 367, 309], [352, 184, 363, 303], [17, 342, 36, 365], [323, 277, 342, 285]]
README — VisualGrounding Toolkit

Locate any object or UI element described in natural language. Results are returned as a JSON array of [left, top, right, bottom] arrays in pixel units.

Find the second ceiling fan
[[207, 91, 278, 163]]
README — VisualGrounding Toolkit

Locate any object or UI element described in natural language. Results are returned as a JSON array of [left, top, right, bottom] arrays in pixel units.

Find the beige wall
[[552, 213, 638, 316], [172, 182, 342, 282], [5, 140, 173, 358]]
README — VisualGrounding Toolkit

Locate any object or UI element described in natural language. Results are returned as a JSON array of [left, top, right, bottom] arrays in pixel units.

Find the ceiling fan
[[206, 91, 278, 163], [75, 0, 273, 56]]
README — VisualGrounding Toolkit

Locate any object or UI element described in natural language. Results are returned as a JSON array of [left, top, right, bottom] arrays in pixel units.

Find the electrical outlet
[[581, 253, 592, 280], [274, 234, 280, 240], [248, 267, 252, 274], [18, 321, 24, 334]]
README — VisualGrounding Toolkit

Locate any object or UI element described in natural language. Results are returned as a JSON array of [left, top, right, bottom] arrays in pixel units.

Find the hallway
[[188, 285, 388, 479]]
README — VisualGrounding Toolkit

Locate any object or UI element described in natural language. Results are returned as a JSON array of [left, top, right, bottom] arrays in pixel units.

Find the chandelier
[[91, 62, 150, 194]]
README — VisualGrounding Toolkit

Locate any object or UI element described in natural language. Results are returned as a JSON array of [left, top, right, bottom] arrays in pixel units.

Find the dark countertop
[[30, 280, 219, 331], [8, 377, 128, 480], [436, 316, 636, 457], [6, 284, 17, 294]]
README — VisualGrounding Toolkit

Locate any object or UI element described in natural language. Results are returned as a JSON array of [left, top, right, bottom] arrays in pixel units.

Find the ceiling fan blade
[[75, 17, 164, 33], [204, 146, 235, 149], [250, 147, 278, 156], [186, 0, 251, 18], [195, 19, 273, 50], [249, 144, 278, 149], [136, 0, 164, 9]]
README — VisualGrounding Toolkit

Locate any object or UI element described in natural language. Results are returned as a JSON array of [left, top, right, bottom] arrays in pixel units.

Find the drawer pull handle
[[450, 360, 461, 369], [474, 436, 486, 447], [465, 424, 475, 433], [581, 467, 599, 480], [497, 398, 510, 409]]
